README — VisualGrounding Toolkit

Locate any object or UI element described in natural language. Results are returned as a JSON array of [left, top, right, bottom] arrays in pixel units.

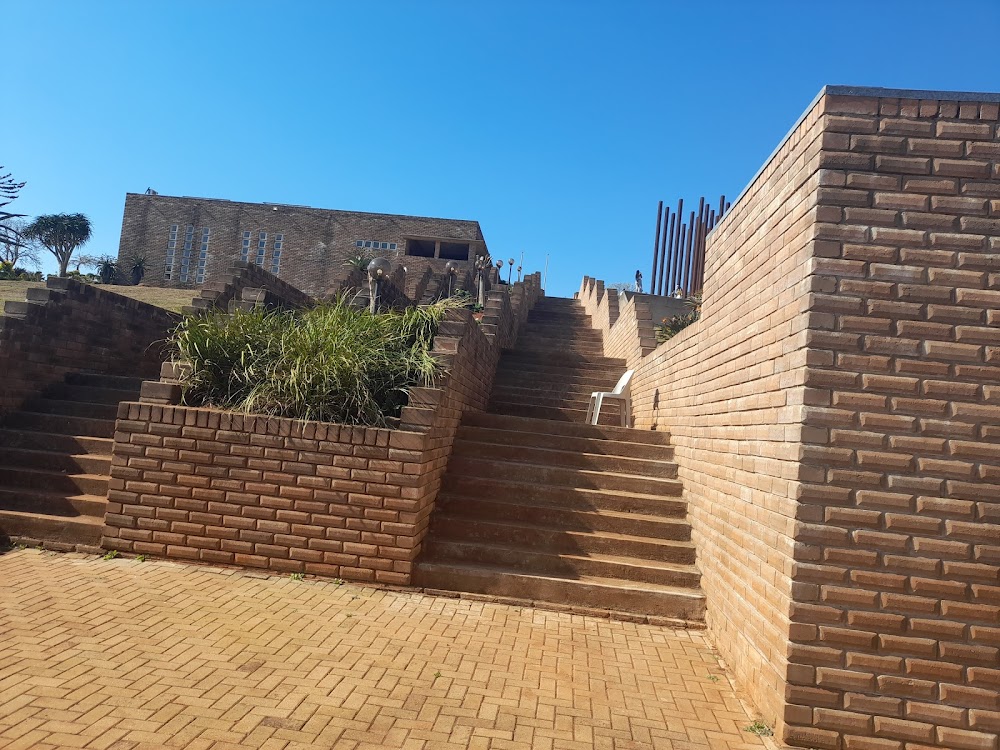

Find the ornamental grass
[[170, 296, 460, 426]]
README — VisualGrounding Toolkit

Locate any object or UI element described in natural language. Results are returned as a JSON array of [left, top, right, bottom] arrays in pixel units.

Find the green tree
[[24, 213, 93, 277], [0, 217, 41, 269], [0, 166, 28, 259]]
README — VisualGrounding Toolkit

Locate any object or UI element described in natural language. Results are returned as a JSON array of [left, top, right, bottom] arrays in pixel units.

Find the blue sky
[[6, 1, 999, 297]]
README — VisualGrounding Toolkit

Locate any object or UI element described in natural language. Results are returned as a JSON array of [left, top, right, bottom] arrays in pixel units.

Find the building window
[[256, 231, 267, 266], [271, 234, 283, 276], [241, 231, 252, 262], [195, 227, 210, 283], [406, 239, 436, 257], [179, 225, 195, 282], [164, 224, 178, 280], [355, 240, 397, 251], [439, 241, 471, 261]]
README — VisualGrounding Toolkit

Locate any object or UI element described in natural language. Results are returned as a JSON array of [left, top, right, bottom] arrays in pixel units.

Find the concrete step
[[0, 429, 112, 455], [529, 301, 586, 311], [452, 441, 677, 478], [1, 412, 118, 439], [516, 339, 605, 351], [519, 327, 601, 342], [524, 311, 592, 321], [522, 317, 594, 330], [423, 539, 700, 588], [413, 562, 706, 620], [488, 382, 620, 402], [494, 361, 624, 382], [2, 300, 46, 318], [462, 412, 670, 444], [65, 372, 145, 391], [25, 397, 120, 421], [493, 370, 620, 391], [441, 475, 685, 515], [429, 514, 692, 560], [516, 331, 603, 344], [0, 447, 111, 475], [489, 392, 617, 413], [447, 455, 675, 492], [455, 425, 669, 459], [437, 494, 689, 538], [0, 508, 104, 546], [489, 401, 627, 425], [0, 487, 107, 518], [44, 383, 139, 405], [0, 466, 109, 496], [488, 392, 600, 413], [532, 297, 580, 306], [514, 345, 607, 357], [500, 356, 626, 376], [526, 304, 589, 315]]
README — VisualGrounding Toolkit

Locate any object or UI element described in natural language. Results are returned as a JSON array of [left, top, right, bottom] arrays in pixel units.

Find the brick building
[[116, 193, 489, 297]]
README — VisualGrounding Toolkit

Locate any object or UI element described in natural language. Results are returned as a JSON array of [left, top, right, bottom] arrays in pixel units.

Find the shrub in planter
[[655, 293, 702, 343], [171, 296, 461, 425]]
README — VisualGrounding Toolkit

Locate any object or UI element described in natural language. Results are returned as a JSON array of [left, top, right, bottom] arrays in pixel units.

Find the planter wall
[[103, 274, 544, 584]]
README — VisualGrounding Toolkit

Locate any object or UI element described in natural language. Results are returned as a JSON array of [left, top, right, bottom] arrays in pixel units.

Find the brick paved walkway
[[0, 549, 766, 749]]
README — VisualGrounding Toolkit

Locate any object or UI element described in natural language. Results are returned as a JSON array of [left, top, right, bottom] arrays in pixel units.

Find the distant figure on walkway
[[635, 269, 643, 294]]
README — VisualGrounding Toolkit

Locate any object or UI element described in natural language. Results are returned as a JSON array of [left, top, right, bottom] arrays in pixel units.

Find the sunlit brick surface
[[0, 549, 765, 749]]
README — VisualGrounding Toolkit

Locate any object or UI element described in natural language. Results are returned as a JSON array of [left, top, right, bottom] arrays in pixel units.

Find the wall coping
[[822, 83, 1000, 102], [714, 83, 1000, 241]]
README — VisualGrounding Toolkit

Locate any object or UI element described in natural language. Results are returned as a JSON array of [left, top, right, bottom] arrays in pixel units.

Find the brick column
[[787, 90, 1000, 750]]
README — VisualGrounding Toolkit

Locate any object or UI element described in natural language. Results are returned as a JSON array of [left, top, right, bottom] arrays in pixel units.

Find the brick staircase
[[0, 372, 140, 549], [415, 296, 705, 621]]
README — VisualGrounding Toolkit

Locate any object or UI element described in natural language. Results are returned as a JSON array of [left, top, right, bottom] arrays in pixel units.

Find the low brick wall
[[0, 277, 179, 417], [104, 405, 428, 581], [103, 274, 544, 583], [578, 279, 686, 369]]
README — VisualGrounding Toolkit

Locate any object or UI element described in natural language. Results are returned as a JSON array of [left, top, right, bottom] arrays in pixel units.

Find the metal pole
[[658, 208, 671, 295], [697, 200, 708, 291], [674, 224, 686, 296], [667, 198, 683, 294], [543, 254, 549, 290], [684, 210, 695, 295], [651, 201, 663, 296]]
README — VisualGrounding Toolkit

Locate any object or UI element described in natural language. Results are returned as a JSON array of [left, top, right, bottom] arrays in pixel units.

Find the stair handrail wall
[[394, 271, 543, 566], [578, 276, 689, 370], [0, 277, 179, 421], [183, 260, 315, 316]]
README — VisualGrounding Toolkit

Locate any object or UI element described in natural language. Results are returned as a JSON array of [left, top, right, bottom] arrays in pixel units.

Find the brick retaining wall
[[0, 277, 179, 418], [788, 90, 1000, 750], [582, 87, 1000, 749]]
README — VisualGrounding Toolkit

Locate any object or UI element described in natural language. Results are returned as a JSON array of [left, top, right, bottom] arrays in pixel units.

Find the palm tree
[[24, 213, 93, 277]]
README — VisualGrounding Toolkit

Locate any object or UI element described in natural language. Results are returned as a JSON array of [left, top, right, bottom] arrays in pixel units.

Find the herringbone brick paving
[[0, 549, 765, 749]]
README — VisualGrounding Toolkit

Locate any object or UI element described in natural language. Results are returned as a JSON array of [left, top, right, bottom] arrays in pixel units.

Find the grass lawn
[[0, 281, 197, 314]]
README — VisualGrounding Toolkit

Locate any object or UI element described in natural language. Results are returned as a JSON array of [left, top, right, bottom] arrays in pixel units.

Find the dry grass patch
[[0, 281, 196, 314]]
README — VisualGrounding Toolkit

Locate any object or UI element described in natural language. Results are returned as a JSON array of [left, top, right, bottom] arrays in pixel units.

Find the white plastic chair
[[586, 370, 634, 427]]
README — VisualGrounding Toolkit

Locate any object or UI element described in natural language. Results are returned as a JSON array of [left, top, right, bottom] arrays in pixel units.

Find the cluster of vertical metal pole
[[649, 195, 729, 296]]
